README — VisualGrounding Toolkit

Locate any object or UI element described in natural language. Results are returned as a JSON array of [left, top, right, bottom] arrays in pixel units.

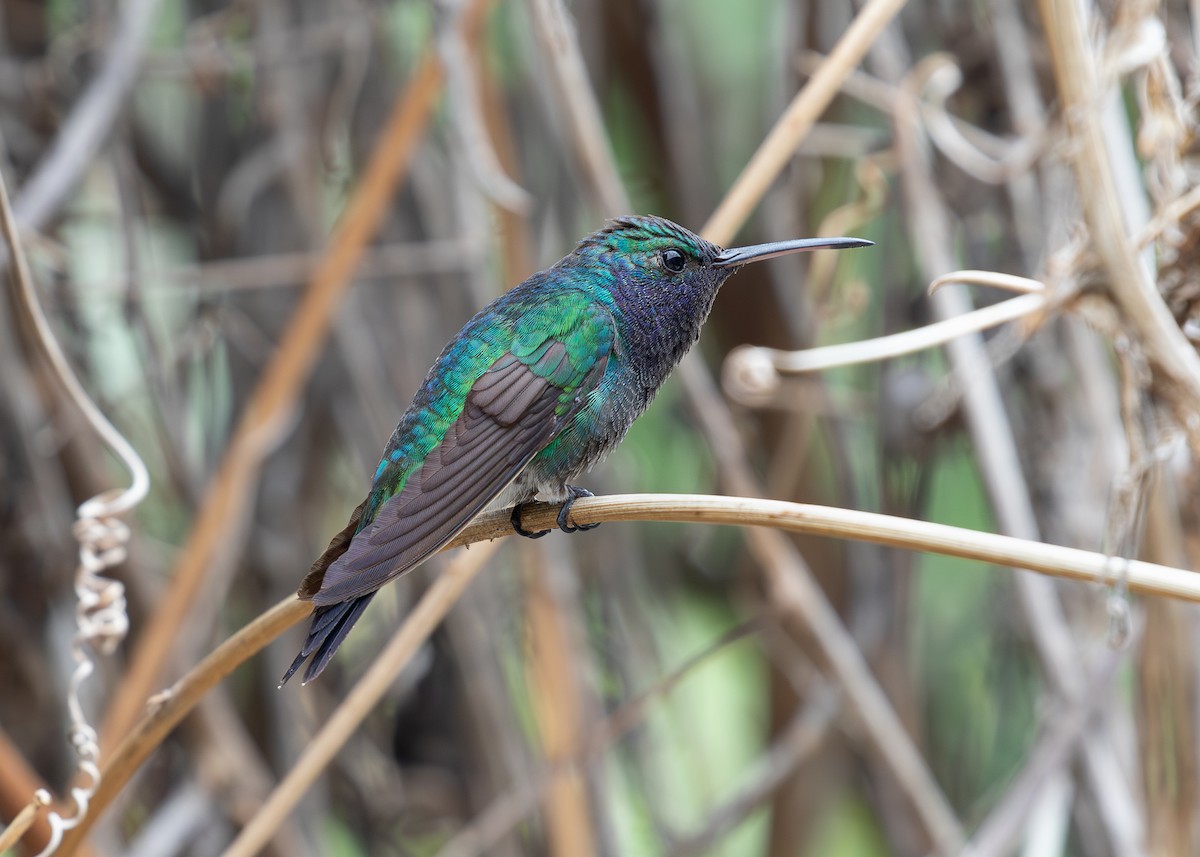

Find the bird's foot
[[557, 486, 600, 533], [511, 503, 550, 539], [511, 487, 600, 538]]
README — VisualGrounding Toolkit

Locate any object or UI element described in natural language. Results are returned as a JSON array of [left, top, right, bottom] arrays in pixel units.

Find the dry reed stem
[[703, 0, 908, 242], [0, 789, 50, 854], [219, 544, 498, 857], [437, 6, 531, 214], [98, 4, 473, 750], [911, 53, 1044, 185], [0, 731, 56, 854], [1037, 0, 1200, 410], [499, 496, 1199, 601], [927, 270, 1047, 295], [56, 490, 1200, 853]]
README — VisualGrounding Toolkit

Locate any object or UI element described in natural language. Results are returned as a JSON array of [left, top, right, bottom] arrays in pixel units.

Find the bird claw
[[511, 488, 600, 538], [557, 486, 600, 533], [511, 503, 550, 539]]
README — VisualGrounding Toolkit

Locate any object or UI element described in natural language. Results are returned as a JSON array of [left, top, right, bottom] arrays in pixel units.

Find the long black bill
[[712, 236, 873, 268]]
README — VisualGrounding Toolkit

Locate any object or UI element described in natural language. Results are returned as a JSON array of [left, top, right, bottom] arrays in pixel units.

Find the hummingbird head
[[575, 215, 724, 294], [571, 214, 871, 323]]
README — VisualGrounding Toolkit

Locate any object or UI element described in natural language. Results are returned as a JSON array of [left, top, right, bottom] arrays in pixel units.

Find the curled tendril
[[0, 155, 144, 855], [31, 481, 135, 857]]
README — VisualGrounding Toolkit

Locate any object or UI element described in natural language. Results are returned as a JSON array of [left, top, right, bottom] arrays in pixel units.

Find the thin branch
[[497, 496, 1199, 601], [927, 270, 1047, 295], [1136, 183, 1200, 249], [0, 789, 51, 854], [62, 237, 482, 299], [1, 172, 149, 517], [523, 542, 596, 857], [0, 729, 53, 850]]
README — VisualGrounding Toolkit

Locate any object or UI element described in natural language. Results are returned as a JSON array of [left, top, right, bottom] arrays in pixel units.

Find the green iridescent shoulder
[[507, 290, 613, 383]]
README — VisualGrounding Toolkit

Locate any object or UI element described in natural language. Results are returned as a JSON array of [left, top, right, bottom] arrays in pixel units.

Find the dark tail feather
[[279, 592, 376, 686]]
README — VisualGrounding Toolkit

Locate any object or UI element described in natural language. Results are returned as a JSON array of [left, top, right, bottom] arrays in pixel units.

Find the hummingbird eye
[[661, 248, 686, 273]]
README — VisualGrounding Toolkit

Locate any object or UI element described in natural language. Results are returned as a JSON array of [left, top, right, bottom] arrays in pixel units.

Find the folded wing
[[310, 299, 614, 607]]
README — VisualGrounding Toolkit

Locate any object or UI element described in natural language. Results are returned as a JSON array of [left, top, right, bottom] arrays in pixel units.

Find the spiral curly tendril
[[31, 413, 143, 857], [0, 155, 146, 854], [35, 512, 132, 854]]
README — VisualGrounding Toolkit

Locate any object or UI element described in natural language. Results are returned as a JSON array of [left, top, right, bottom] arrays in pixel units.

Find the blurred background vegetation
[[2, 0, 1199, 855]]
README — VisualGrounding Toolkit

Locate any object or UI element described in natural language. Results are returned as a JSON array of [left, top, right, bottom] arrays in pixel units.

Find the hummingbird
[[281, 215, 871, 684]]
